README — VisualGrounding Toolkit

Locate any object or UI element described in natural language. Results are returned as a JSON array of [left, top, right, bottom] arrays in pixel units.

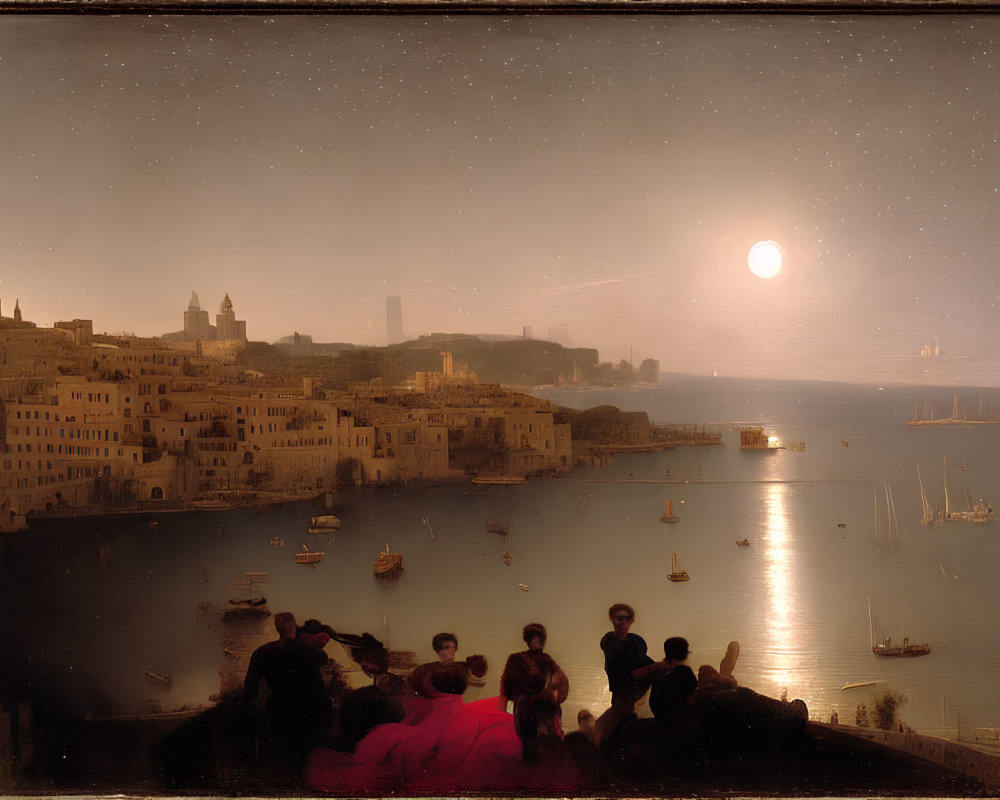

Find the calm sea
[[4, 375, 1000, 740]]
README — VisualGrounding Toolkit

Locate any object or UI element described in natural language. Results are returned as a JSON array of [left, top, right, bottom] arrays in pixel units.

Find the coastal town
[[0, 292, 681, 532]]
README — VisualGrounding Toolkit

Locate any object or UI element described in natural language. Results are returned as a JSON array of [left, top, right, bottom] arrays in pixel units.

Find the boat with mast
[[917, 466, 934, 527], [660, 499, 679, 524], [667, 552, 689, 582], [908, 391, 998, 428], [373, 543, 404, 579], [940, 454, 994, 523], [295, 545, 324, 565], [869, 599, 930, 657]]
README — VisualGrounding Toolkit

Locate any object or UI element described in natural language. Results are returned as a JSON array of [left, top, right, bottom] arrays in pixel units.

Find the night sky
[[2, 13, 999, 384]]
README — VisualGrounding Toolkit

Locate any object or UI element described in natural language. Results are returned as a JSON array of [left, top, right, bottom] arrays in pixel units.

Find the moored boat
[[295, 545, 324, 565], [660, 499, 679, 523], [309, 514, 341, 533], [667, 552, 689, 582], [869, 599, 930, 657], [908, 391, 998, 428], [373, 543, 403, 578]]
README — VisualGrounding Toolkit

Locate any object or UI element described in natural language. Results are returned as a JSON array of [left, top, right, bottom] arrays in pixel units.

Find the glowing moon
[[748, 240, 783, 279]]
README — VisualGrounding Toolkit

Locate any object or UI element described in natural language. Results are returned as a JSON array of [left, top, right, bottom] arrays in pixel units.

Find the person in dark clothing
[[498, 622, 569, 763], [633, 636, 698, 726], [594, 603, 654, 745], [243, 611, 332, 764]]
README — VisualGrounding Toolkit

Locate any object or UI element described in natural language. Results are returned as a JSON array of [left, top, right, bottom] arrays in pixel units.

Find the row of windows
[[8, 462, 108, 478], [11, 426, 119, 442], [6, 445, 119, 464]]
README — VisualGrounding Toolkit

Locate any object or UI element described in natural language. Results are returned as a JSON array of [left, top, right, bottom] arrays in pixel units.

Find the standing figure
[[594, 603, 654, 745], [498, 623, 569, 763], [243, 611, 332, 764]]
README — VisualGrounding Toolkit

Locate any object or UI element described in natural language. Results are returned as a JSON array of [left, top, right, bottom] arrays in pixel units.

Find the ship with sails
[[939, 455, 994, 523], [869, 599, 930, 657], [908, 391, 998, 428]]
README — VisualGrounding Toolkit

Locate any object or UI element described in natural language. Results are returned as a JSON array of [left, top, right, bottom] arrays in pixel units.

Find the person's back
[[648, 662, 697, 722]]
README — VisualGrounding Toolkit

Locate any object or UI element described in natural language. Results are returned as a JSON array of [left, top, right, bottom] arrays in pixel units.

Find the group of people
[[242, 603, 740, 782]]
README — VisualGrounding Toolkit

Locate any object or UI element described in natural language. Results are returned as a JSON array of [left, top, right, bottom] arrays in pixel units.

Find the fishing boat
[[518, 583, 530, 592], [295, 545, 324, 565], [269, 536, 285, 548], [309, 514, 341, 533], [660, 500, 679, 524], [869, 599, 930, 657], [908, 391, 998, 427], [667, 552, 689, 582], [373, 543, 403, 579], [940, 454, 994, 523], [736, 538, 750, 547], [917, 466, 934, 527], [873, 480, 898, 553]]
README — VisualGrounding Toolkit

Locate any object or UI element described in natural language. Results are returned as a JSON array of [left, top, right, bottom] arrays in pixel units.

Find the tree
[[873, 691, 907, 731]]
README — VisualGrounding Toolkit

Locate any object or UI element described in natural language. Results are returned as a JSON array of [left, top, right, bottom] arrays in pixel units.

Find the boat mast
[[941, 455, 948, 516], [868, 597, 876, 650], [886, 482, 897, 546]]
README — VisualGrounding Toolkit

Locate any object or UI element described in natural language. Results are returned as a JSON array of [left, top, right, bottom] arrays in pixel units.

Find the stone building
[[182, 292, 247, 343]]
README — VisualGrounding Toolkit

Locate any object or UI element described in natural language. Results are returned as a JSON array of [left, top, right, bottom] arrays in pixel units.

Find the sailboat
[[667, 552, 689, 582], [917, 466, 934, 527], [873, 480, 898, 553], [660, 499, 679, 524], [868, 598, 930, 657], [940, 454, 994, 523], [908, 390, 998, 427]]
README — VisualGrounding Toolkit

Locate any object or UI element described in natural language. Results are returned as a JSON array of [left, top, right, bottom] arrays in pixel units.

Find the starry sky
[[2, 13, 1000, 385]]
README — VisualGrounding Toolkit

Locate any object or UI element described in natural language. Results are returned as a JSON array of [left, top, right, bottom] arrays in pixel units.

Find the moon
[[748, 240, 783, 279]]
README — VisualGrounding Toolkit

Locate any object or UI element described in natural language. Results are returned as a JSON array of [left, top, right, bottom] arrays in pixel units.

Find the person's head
[[608, 603, 635, 637], [577, 708, 596, 733], [274, 612, 297, 640], [522, 623, 547, 651], [432, 632, 458, 664], [664, 636, 691, 663]]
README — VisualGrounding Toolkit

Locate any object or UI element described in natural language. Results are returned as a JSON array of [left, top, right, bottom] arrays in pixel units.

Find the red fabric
[[305, 694, 580, 795]]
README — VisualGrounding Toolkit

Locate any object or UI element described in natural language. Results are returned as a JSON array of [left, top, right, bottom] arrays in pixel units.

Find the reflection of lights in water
[[762, 483, 796, 690]]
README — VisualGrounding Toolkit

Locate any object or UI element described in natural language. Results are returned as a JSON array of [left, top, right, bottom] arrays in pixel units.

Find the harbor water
[[4, 375, 1000, 740]]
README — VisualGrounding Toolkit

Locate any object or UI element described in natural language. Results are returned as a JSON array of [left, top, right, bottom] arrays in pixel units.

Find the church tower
[[14, 299, 21, 323], [215, 293, 247, 341], [184, 291, 211, 341]]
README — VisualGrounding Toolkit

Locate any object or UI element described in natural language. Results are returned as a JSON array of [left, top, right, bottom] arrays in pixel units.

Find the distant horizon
[[4, 16, 1000, 387]]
